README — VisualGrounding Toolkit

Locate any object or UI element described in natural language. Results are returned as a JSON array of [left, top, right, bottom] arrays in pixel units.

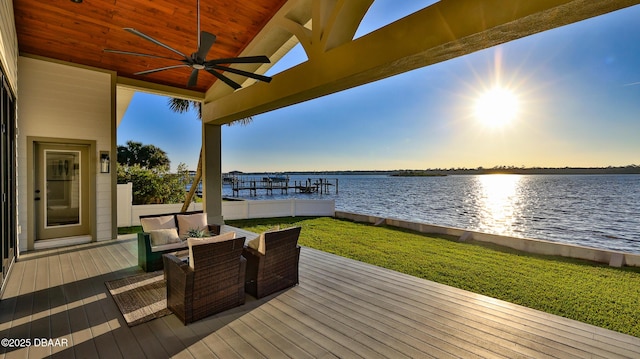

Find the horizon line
[[215, 165, 639, 174]]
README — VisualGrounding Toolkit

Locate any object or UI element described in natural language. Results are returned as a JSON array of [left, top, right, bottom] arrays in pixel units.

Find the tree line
[[391, 165, 640, 176], [117, 140, 191, 205]]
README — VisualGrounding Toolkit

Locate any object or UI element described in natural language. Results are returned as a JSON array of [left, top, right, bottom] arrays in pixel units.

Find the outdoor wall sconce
[[100, 151, 110, 173]]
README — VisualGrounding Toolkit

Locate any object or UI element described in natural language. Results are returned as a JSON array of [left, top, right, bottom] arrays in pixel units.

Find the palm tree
[[168, 98, 252, 212]]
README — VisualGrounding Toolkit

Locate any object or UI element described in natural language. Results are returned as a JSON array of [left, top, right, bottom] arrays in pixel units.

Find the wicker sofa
[[163, 236, 246, 324], [243, 226, 302, 298], [137, 211, 220, 272]]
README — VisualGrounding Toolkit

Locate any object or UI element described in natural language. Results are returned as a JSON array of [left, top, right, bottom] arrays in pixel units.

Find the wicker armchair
[[243, 227, 301, 299], [162, 236, 246, 324]]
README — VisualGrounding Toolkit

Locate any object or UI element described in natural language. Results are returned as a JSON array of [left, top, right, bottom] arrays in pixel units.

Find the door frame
[[1, 72, 16, 293], [35, 143, 91, 240], [27, 137, 96, 250]]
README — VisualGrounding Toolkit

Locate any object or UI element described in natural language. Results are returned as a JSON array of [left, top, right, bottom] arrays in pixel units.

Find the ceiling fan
[[104, 0, 272, 90]]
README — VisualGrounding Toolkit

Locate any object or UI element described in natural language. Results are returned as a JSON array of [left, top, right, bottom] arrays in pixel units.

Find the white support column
[[202, 123, 223, 225]]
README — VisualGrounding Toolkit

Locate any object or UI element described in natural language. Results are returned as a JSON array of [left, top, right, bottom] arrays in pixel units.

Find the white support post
[[202, 123, 223, 225]]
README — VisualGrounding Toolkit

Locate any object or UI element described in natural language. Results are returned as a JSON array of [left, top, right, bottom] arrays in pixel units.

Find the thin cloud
[[622, 81, 640, 87]]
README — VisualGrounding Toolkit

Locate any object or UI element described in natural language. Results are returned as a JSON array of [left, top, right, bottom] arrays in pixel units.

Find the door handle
[[35, 197, 41, 201]]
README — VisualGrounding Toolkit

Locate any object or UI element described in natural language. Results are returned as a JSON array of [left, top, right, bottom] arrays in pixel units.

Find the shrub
[[117, 163, 190, 204]]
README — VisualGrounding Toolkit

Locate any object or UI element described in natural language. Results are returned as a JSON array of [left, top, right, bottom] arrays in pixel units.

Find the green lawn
[[118, 226, 143, 235], [224, 216, 640, 338]]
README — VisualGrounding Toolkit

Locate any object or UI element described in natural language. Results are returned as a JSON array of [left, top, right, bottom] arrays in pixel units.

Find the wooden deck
[[1, 234, 640, 358]]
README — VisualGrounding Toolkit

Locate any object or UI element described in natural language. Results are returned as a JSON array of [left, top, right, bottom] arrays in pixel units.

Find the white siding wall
[[0, 0, 18, 91], [17, 57, 115, 251]]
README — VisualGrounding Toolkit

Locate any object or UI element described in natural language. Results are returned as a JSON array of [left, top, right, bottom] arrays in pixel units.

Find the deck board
[[238, 311, 316, 359], [82, 245, 124, 359], [0, 235, 639, 358], [280, 290, 415, 359], [289, 280, 491, 358], [302, 250, 609, 358], [247, 306, 333, 358], [301, 253, 513, 358], [25, 257, 49, 359], [309, 249, 638, 358], [67, 248, 100, 359], [47, 252, 71, 358]]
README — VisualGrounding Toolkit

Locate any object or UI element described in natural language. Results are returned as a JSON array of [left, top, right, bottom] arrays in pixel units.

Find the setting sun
[[474, 87, 519, 127]]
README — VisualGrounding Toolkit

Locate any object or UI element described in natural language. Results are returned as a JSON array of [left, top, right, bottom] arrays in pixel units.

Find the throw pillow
[[247, 232, 266, 255], [187, 231, 236, 269], [149, 228, 181, 246], [176, 213, 208, 239], [140, 215, 176, 232], [247, 226, 280, 255]]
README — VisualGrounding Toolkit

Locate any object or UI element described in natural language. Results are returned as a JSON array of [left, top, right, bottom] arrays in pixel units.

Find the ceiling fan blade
[[124, 28, 188, 59], [187, 69, 199, 87], [207, 64, 272, 83], [196, 31, 217, 62], [205, 55, 270, 65], [103, 49, 181, 61], [135, 64, 190, 76], [205, 69, 242, 90]]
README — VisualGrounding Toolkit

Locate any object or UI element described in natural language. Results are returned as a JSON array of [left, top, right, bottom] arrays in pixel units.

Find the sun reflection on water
[[476, 174, 523, 235]]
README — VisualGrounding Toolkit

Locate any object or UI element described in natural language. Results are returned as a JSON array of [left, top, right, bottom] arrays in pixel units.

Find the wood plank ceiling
[[13, 0, 287, 93]]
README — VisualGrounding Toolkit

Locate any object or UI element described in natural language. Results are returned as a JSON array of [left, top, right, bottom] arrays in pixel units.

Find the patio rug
[[105, 271, 172, 327]]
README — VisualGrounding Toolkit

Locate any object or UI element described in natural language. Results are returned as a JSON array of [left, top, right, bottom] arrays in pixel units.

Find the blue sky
[[118, 1, 640, 173]]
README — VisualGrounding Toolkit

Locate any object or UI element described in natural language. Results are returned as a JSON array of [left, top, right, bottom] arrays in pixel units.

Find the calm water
[[222, 174, 640, 253]]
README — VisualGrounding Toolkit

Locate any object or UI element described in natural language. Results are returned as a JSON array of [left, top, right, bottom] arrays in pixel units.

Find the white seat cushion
[[150, 241, 188, 253], [187, 231, 236, 269]]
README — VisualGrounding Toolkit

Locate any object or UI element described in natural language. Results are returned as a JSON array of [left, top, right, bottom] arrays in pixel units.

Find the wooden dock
[[230, 177, 338, 196]]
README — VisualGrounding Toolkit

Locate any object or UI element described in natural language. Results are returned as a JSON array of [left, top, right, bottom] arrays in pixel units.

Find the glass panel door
[[45, 150, 81, 227], [36, 143, 90, 240]]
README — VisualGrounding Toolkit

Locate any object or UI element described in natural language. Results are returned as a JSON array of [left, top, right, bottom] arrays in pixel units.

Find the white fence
[[222, 199, 335, 220], [117, 183, 335, 227]]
